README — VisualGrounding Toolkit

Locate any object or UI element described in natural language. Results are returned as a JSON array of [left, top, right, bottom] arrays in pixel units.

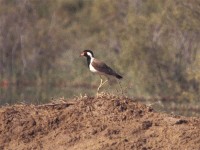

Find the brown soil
[[0, 93, 200, 150]]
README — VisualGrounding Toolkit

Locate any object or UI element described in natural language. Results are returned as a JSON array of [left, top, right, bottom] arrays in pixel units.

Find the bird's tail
[[115, 74, 123, 79]]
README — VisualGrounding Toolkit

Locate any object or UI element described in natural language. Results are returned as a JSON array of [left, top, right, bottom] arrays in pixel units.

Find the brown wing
[[92, 58, 120, 77]]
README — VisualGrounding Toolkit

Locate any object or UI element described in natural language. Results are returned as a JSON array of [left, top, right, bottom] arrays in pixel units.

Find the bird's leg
[[97, 77, 103, 93], [101, 79, 108, 87], [97, 76, 108, 93]]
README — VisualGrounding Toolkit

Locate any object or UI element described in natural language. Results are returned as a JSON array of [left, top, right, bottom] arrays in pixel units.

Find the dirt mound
[[0, 93, 200, 150]]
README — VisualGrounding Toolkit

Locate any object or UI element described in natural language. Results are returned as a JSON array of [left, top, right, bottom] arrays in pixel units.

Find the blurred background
[[0, 0, 200, 116]]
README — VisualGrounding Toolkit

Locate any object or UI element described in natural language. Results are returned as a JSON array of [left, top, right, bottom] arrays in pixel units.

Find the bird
[[80, 49, 122, 92]]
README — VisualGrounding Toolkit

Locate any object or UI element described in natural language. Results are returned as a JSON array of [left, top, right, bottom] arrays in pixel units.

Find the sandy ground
[[0, 93, 200, 150]]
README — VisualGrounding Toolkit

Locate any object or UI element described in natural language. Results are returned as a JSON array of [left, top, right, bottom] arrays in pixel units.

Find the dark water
[[0, 85, 200, 117]]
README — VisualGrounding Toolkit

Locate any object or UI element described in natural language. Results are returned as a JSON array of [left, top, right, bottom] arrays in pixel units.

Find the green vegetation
[[0, 0, 199, 102]]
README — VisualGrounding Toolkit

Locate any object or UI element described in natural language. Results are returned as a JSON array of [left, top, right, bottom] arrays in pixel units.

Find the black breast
[[86, 56, 91, 68]]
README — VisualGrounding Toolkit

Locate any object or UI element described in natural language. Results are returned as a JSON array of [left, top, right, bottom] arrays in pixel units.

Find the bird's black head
[[80, 50, 94, 58]]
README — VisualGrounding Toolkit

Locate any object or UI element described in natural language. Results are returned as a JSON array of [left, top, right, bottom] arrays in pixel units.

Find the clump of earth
[[0, 93, 200, 150]]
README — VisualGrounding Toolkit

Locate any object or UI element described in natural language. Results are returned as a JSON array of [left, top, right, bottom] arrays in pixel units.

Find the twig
[[37, 102, 75, 108]]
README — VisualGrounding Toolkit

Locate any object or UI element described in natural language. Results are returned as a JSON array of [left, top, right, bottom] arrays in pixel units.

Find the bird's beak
[[80, 52, 84, 57]]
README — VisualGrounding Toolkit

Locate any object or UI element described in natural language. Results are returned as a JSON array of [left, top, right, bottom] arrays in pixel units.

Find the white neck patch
[[87, 52, 93, 58]]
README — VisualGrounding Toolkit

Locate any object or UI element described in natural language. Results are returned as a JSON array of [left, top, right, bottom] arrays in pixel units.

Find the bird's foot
[[97, 79, 108, 95]]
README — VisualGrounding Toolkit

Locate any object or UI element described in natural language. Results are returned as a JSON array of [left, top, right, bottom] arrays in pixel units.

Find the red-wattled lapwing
[[80, 50, 122, 92]]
